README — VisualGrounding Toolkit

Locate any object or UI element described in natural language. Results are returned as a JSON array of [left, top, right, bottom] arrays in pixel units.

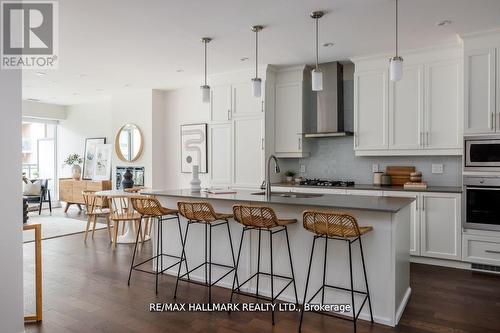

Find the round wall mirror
[[115, 124, 144, 162]]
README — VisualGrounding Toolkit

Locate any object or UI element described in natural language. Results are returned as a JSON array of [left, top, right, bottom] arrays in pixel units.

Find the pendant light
[[310, 11, 324, 91], [251, 25, 263, 98], [200, 37, 212, 103], [389, 0, 403, 81]]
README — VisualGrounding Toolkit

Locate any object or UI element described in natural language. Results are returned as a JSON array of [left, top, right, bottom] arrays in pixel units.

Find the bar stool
[[174, 201, 237, 304], [230, 205, 299, 325], [298, 210, 374, 333], [129, 196, 189, 294]]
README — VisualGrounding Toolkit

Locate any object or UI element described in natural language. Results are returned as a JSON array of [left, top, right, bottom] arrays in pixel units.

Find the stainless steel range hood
[[305, 62, 353, 138]]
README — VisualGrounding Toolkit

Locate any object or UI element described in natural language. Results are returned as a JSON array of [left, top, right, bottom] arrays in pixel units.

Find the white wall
[[22, 100, 67, 120], [58, 100, 112, 178], [0, 71, 24, 332], [163, 86, 210, 189]]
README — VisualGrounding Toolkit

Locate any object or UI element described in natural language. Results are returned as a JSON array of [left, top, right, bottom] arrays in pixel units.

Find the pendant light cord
[[315, 17, 319, 70], [204, 40, 207, 86], [255, 29, 258, 79], [395, 0, 399, 57]]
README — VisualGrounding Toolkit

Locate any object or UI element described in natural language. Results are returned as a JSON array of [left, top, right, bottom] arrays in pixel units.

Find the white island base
[[150, 191, 412, 327]]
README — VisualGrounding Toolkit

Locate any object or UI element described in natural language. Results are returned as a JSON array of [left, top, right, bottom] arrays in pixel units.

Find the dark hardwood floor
[[23, 228, 500, 333]]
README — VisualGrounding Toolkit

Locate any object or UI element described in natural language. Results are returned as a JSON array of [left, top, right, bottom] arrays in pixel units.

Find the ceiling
[[22, 0, 500, 105]]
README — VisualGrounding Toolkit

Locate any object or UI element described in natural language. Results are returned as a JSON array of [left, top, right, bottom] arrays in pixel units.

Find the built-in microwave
[[463, 175, 500, 232], [465, 135, 500, 172]]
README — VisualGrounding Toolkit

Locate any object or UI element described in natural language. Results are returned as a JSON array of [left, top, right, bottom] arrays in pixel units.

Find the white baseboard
[[410, 256, 471, 270]]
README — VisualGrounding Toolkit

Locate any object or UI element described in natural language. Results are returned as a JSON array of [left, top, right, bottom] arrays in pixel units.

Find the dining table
[[94, 190, 151, 244]]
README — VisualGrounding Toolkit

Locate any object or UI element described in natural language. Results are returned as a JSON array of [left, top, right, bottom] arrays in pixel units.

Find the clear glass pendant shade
[[311, 68, 323, 91], [389, 56, 403, 81], [252, 78, 262, 98], [201, 85, 210, 103]]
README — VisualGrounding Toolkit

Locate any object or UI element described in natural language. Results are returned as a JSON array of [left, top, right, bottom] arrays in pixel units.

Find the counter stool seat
[[129, 196, 188, 294], [230, 205, 299, 325], [299, 210, 374, 333], [174, 201, 238, 304]]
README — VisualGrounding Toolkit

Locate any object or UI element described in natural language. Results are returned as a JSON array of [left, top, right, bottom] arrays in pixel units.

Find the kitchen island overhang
[[143, 189, 414, 327]]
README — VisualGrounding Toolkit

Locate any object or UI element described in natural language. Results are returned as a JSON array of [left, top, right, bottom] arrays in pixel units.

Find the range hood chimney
[[305, 61, 352, 138]]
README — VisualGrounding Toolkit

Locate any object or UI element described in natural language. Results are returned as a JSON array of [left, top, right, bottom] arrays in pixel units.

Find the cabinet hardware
[[485, 249, 500, 254], [298, 137, 302, 150], [426, 132, 429, 146], [491, 112, 495, 130], [261, 101, 264, 112], [422, 199, 425, 211], [419, 132, 423, 147], [227, 110, 231, 121], [415, 196, 419, 210], [261, 138, 264, 150]]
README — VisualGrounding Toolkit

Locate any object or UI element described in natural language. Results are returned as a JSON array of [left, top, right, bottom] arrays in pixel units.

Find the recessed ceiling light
[[240, 57, 249, 62], [436, 20, 452, 26], [176, 69, 184, 72], [72, 93, 79, 96], [322, 42, 334, 47], [36, 72, 47, 76], [27, 98, 40, 102], [77, 73, 87, 78], [96, 88, 104, 92], [124, 83, 131, 87]]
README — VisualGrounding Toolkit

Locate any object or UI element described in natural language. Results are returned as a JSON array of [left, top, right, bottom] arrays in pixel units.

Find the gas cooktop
[[299, 178, 355, 187]]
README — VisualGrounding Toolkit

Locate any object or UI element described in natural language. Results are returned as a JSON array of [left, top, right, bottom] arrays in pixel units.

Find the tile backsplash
[[279, 136, 462, 186]]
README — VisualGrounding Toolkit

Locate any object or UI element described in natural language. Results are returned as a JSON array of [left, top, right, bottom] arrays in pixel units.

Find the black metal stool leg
[[348, 240, 357, 333], [256, 228, 262, 298], [321, 236, 328, 305], [299, 236, 317, 332], [225, 220, 240, 290], [204, 221, 208, 285], [176, 214, 190, 280], [160, 217, 164, 275], [155, 218, 161, 294], [174, 221, 190, 299], [230, 227, 245, 305], [284, 226, 299, 305], [269, 229, 275, 325], [208, 223, 213, 304], [128, 215, 143, 286], [359, 237, 374, 322]]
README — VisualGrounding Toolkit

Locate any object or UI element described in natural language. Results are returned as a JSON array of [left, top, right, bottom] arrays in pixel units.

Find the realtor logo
[[1, 1, 58, 69]]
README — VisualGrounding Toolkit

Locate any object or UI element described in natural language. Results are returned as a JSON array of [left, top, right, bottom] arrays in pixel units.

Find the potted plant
[[64, 153, 83, 180], [284, 170, 296, 183]]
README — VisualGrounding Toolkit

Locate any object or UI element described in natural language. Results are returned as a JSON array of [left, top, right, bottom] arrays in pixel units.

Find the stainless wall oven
[[465, 135, 500, 171], [463, 175, 500, 231]]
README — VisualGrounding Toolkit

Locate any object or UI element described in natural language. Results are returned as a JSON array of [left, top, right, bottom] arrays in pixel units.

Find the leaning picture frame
[[180, 123, 208, 173], [92, 143, 112, 181], [82, 137, 106, 180]]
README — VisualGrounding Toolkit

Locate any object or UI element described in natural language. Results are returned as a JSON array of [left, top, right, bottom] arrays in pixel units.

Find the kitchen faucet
[[265, 154, 281, 198]]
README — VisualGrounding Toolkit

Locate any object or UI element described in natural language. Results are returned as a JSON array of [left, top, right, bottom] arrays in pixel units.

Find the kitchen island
[[144, 189, 414, 327]]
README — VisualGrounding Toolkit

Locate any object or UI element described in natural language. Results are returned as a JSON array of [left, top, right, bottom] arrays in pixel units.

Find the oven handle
[[465, 186, 500, 190]]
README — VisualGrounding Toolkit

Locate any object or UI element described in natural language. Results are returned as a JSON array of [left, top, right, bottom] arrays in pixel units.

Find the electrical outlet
[[431, 164, 444, 174], [372, 164, 379, 173], [300, 164, 306, 173]]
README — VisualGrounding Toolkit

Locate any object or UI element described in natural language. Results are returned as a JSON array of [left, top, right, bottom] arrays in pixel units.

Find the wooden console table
[[23, 224, 42, 322], [59, 178, 112, 212]]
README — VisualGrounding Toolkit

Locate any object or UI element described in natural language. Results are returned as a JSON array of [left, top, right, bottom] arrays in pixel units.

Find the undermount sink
[[251, 191, 324, 199]]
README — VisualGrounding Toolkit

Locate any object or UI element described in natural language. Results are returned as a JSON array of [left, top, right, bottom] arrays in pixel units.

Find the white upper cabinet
[[211, 85, 232, 123], [209, 123, 232, 186], [353, 45, 462, 156], [389, 65, 424, 149], [464, 48, 496, 134], [233, 117, 265, 188], [232, 82, 263, 118], [354, 69, 388, 150]]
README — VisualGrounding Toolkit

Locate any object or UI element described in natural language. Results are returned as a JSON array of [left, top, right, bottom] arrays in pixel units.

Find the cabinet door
[[354, 70, 388, 150], [233, 117, 265, 188], [384, 191, 420, 256], [425, 60, 461, 149], [420, 193, 461, 260], [464, 48, 496, 134], [232, 82, 263, 118], [389, 65, 424, 149], [211, 85, 232, 123], [209, 123, 232, 186], [275, 82, 303, 154]]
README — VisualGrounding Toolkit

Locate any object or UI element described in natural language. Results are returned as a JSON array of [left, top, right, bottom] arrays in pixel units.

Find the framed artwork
[[92, 143, 112, 180], [82, 137, 106, 180], [180, 123, 207, 173]]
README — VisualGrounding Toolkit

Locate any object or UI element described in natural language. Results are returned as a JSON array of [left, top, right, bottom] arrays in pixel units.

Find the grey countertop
[[273, 183, 462, 193], [144, 189, 414, 213]]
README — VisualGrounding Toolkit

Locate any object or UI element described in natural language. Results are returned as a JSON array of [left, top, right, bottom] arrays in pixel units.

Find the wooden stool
[[298, 210, 374, 333], [230, 205, 298, 325], [107, 196, 142, 250], [174, 201, 237, 304], [129, 196, 189, 294], [82, 190, 112, 242]]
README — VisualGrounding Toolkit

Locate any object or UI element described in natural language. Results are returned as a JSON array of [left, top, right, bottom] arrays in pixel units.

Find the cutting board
[[385, 166, 416, 186]]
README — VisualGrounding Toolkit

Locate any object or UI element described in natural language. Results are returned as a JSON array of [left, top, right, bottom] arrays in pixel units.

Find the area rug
[[23, 216, 107, 243]]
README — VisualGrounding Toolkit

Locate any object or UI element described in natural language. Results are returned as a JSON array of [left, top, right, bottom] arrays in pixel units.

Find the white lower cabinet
[[419, 192, 462, 260], [462, 233, 500, 266]]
